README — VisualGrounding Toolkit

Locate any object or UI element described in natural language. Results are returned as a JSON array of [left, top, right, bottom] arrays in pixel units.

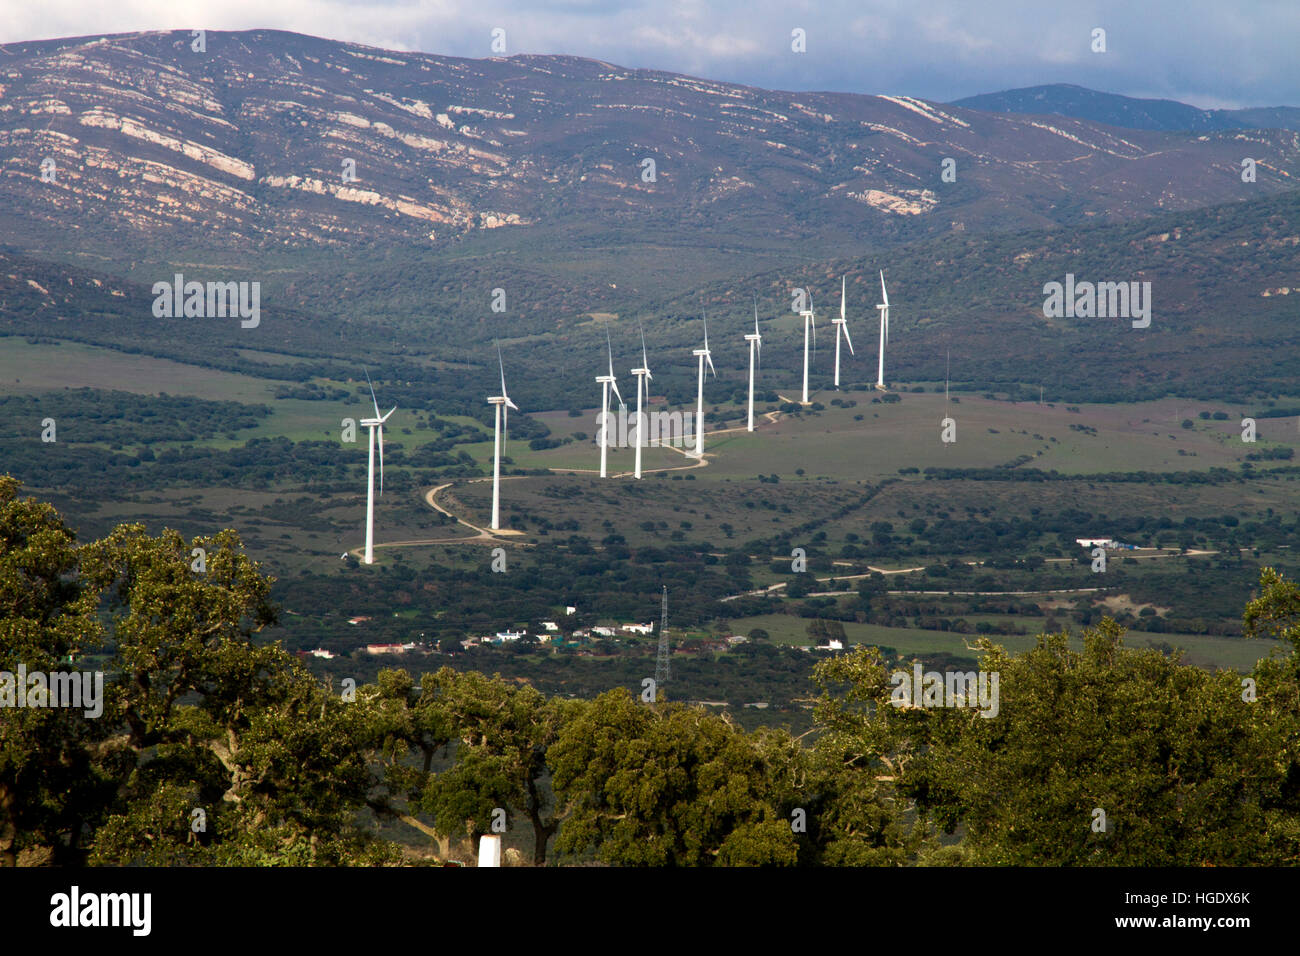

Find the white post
[[491, 403, 501, 529], [478, 834, 502, 867], [364, 424, 375, 564], [747, 340, 755, 432]]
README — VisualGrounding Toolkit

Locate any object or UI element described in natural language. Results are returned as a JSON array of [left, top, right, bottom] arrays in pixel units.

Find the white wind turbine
[[876, 270, 890, 391], [360, 369, 396, 565], [744, 298, 762, 432], [799, 291, 817, 405], [487, 342, 519, 530], [595, 329, 623, 479], [630, 323, 653, 480], [690, 311, 717, 458], [831, 275, 855, 388]]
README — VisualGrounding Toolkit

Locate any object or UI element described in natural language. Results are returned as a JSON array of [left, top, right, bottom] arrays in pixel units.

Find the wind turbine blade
[[880, 270, 888, 308], [377, 424, 384, 496], [611, 378, 623, 404], [843, 323, 855, 356], [809, 294, 816, 356], [364, 367, 381, 419], [841, 275, 846, 321], [380, 406, 397, 423], [701, 310, 715, 376], [496, 341, 508, 398], [639, 322, 652, 380], [606, 329, 616, 379]]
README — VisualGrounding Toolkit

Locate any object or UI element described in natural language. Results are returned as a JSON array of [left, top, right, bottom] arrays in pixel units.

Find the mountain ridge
[[2, 29, 1297, 275], [951, 83, 1300, 133]]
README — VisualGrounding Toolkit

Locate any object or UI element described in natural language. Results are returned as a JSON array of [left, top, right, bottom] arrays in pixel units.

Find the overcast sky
[[4, 1, 1297, 109]]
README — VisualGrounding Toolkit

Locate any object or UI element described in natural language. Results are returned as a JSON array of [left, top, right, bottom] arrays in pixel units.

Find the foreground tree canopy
[[2, 475, 1298, 865]]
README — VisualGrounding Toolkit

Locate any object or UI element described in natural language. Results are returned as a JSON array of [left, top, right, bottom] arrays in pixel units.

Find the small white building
[[592, 626, 616, 638], [541, 621, 560, 632], [1076, 537, 1116, 549], [308, 648, 336, 659], [495, 630, 526, 643], [620, 622, 654, 636], [564, 606, 577, 616], [366, 642, 416, 655]]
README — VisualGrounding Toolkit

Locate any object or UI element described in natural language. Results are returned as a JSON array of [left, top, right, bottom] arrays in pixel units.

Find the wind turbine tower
[[630, 323, 654, 480], [360, 369, 396, 565], [487, 343, 519, 531], [744, 299, 763, 432], [876, 270, 890, 391], [595, 330, 623, 478], [800, 293, 816, 405], [831, 275, 855, 388], [690, 312, 717, 458]]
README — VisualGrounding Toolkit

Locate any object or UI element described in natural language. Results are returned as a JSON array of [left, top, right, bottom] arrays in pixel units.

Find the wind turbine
[[876, 270, 890, 391], [799, 292, 816, 405], [690, 312, 716, 458], [595, 329, 623, 479], [744, 298, 762, 432], [487, 342, 519, 530], [360, 369, 396, 565], [630, 323, 653, 479], [831, 275, 855, 388]]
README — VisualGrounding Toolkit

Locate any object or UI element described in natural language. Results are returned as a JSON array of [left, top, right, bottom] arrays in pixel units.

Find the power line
[[655, 585, 671, 685]]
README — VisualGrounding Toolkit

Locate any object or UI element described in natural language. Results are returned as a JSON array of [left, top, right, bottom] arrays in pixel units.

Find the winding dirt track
[[356, 400, 1236, 583]]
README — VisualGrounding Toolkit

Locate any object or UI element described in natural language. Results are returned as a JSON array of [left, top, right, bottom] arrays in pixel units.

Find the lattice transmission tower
[[654, 586, 671, 685]]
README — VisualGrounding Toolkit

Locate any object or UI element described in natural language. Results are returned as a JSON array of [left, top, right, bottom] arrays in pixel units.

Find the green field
[[726, 613, 1281, 672], [0, 338, 283, 402]]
